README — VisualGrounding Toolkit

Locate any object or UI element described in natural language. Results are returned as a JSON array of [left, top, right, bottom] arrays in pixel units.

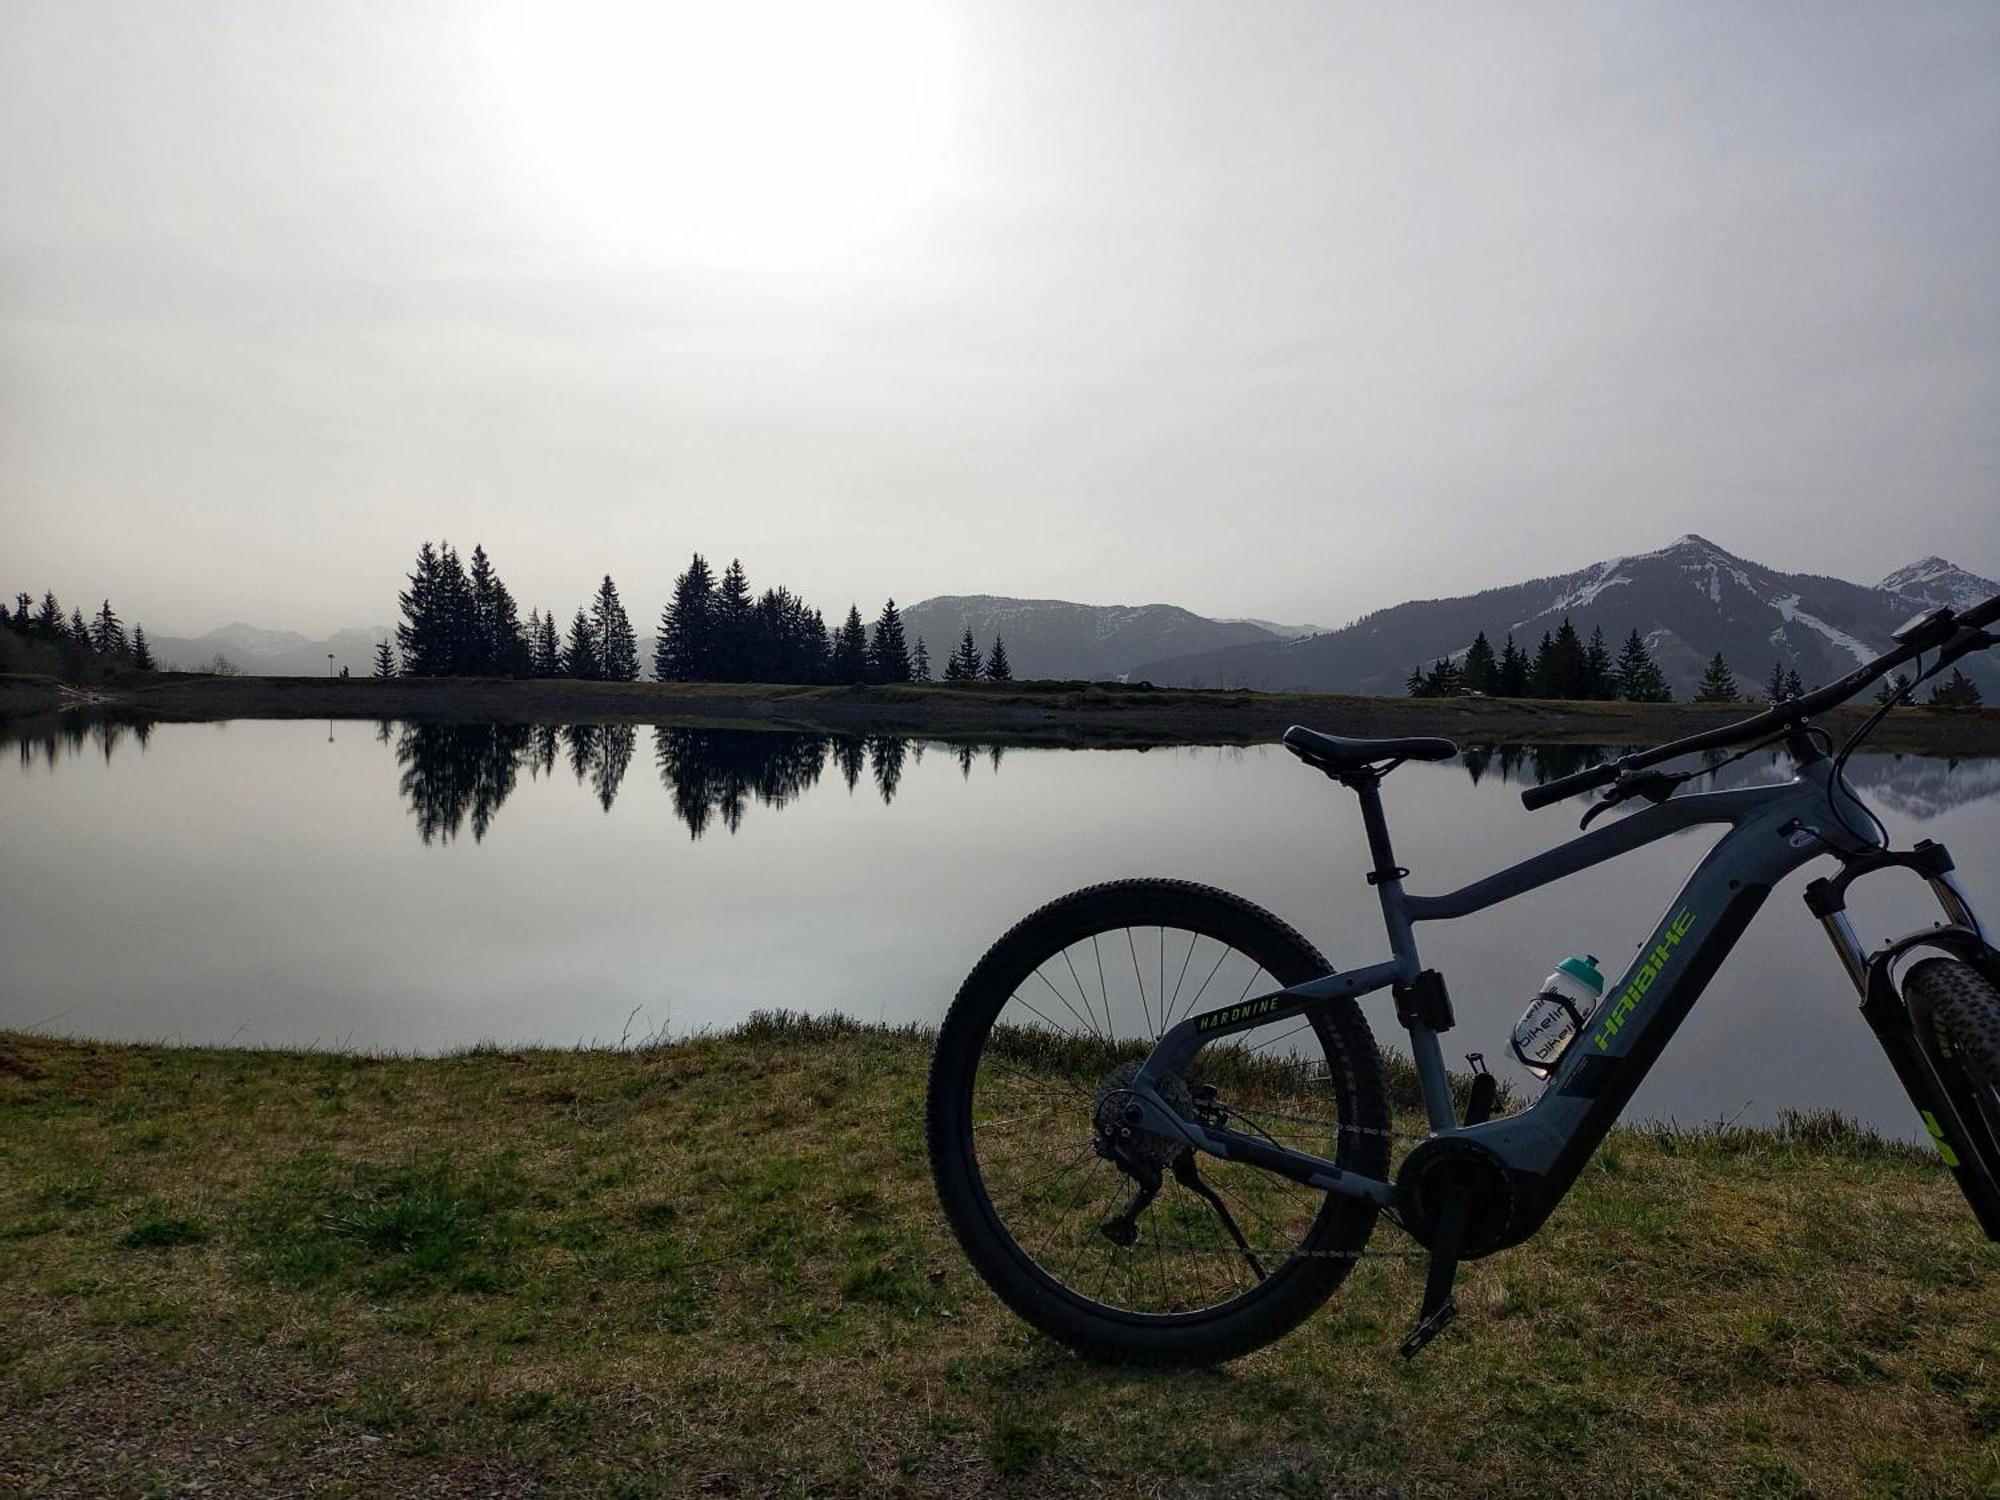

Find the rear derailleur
[[1091, 1068, 1267, 1276]]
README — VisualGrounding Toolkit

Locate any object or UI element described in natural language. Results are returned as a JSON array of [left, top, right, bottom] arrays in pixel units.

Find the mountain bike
[[927, 593, 2000, 1361]]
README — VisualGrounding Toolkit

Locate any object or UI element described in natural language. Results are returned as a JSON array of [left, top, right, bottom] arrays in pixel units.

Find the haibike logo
[[1197, 995, 1282, 1033], [1593, 907, 1698, 1051]]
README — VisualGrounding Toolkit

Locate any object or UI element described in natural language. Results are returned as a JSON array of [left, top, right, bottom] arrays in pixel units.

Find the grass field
[[3, 1015, 1997, 1497]]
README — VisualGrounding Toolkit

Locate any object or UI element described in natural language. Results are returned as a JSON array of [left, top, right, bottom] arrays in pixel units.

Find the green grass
[[2, 1015, 1996, 1496]]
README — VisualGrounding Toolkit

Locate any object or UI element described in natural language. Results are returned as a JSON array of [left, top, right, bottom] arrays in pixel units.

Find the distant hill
[[151, 623, 391, 678], [1132, 535, 1999, 699], [899, 595, 1279, 681]]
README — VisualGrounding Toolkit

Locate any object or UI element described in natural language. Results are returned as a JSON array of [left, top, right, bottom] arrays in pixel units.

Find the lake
[[5, 716, 1998, 1135]]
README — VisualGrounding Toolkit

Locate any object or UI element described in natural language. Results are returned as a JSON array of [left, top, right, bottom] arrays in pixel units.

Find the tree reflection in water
[[652, 727, 830, 838], [564, 724, 636, 813], [5, 714, 151, 771], [395, 723, 533, 844]]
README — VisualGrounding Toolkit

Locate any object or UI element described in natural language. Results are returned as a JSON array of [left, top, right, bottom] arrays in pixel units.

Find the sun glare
[[488, 0, 962, 270]]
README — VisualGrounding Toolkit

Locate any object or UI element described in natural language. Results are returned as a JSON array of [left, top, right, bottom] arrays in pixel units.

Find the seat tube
[[1353, 772, 1456, 1129]]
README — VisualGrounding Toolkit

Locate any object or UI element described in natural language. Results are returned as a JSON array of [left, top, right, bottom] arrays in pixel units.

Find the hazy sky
[[4, 1, 1996, 635]]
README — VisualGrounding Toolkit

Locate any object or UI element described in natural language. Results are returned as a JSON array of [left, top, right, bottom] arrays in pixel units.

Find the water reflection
[[6, 713, 1999, 840], [5, 714, 2000, 1130], [7, 713, 153, 770], [395, 723, 531, 845]]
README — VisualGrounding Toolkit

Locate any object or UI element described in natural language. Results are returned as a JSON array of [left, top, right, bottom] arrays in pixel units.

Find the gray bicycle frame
[[1120, 755, 1969, 1228]]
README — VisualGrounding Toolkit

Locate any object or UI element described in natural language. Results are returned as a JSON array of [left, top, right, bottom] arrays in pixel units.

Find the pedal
[[1398, 1298, 1457, 1359], [1400, 1189, 1468, 1360]]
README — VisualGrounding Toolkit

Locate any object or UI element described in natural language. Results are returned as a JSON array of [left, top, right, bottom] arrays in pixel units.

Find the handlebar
[[1518, 591, 2000, 811]]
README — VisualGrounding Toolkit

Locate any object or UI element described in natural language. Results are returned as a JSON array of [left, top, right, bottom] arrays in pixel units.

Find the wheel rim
[[964, 921, 1359, 1319]]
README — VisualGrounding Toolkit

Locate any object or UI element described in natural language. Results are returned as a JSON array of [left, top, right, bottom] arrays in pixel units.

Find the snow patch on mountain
[[1769, 595, 1876, 667]]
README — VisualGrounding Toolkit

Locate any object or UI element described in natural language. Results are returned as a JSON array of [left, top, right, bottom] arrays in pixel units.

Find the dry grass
[[2, 1016, 1996, 1497]]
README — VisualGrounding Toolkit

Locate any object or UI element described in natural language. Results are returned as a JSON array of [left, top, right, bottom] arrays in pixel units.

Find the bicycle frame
[[1122, 751, 2000, 1249]]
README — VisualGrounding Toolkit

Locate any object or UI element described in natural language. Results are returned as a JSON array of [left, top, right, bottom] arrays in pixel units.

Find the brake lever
[[1579, 770, 1685, 830]]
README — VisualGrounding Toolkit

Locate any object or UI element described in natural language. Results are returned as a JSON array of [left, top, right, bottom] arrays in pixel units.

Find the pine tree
[[536, 611, 562, 676], [1784, 667, 1805, 699], [374, 638, 397, 678], [396, 541, 460, 677], [946, 626, 982, 682], [591, 575, 639, 682], [713, 559, 753, 681], [1928, 668, 1984, 708], [912, 636, 931, 683], [1766, 661, 1789, 702], [830, 605, 870, 682], [1542, 618, 1590, 698], [1529, 631, 1557, 697], [1583, 627, 1617, 700], [466, 545, 500, 674], [655, 554, 716, 681], [1461, 632, 1497, 695], [434, 544, 474, 674], [1421, 657, 1464, 696], [985, 635, 1013, 681], [69, 607, 91, 652], [1693, 652, 1739, 703], [1615, 629, 1672, 702], [33, 592, 65, 641], [1406, 665, 1426, 697], [465, 544, 528, 676], [130, 625, 155, 672], [90, 600, 127, 656], [1497, 634, 1529, 697], [869, 599, 911, 683], [563, 606, 600, 680]]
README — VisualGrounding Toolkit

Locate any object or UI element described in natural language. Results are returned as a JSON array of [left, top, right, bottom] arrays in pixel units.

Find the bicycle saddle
[[1282, 724, 1458, 771]]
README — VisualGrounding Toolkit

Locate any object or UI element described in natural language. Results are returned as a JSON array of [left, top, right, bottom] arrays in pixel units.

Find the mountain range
[[148, 536, 1996, 699], [1127, 536, 1999, 699], [896, 596, 1278, 682], [151, 623, 394, 679]]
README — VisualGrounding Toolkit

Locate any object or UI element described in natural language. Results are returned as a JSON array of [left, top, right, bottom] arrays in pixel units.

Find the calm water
[[5, 717, 1998, 1135]]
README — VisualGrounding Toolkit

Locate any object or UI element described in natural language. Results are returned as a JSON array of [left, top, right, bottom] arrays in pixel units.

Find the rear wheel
[[1906, 958, 2000, 1143], [926, 879, 1391, 1364]]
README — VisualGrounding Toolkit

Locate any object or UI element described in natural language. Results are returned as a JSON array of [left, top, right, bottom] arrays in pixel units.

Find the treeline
[[389, 542, 1015, 686], [1412, 618, 1986, 709], [0, 590, 156, 678], [1407, 619, 1681, 701]]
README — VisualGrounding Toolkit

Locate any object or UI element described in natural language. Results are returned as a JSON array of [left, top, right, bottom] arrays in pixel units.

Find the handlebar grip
[[1520, 763, 1617, 811]]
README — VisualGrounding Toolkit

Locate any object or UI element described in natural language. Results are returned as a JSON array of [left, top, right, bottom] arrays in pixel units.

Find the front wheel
[[1907, 958, 2000, 1147], [926, 879, 1391, 1364]]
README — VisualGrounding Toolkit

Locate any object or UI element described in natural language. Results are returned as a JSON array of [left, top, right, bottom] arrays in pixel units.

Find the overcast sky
[[3, 1, 1996, 635]]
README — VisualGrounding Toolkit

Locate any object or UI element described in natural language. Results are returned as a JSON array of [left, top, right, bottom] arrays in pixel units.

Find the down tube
[[1462, 820, 1821, 1245]]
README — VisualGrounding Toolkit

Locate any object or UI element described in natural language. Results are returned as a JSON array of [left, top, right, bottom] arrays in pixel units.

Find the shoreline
[[4, 669, 1999, 753]]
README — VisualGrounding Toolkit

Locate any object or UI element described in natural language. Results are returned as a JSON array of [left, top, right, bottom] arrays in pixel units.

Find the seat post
[[1348, 770, 1404, 888]]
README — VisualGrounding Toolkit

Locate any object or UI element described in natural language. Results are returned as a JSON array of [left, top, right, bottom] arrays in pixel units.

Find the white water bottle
[[1510, 955, 1606, 1079]]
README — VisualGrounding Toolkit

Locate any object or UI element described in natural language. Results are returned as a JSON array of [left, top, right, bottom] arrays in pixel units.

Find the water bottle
[[1510, 955, 1606, 1079]]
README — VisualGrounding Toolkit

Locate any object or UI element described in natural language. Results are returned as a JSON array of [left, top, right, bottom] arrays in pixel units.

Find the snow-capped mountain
[[898, 595, 1280, 681], [1879, 557, 2000, 612], [1132, 535, 1999, 698]]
